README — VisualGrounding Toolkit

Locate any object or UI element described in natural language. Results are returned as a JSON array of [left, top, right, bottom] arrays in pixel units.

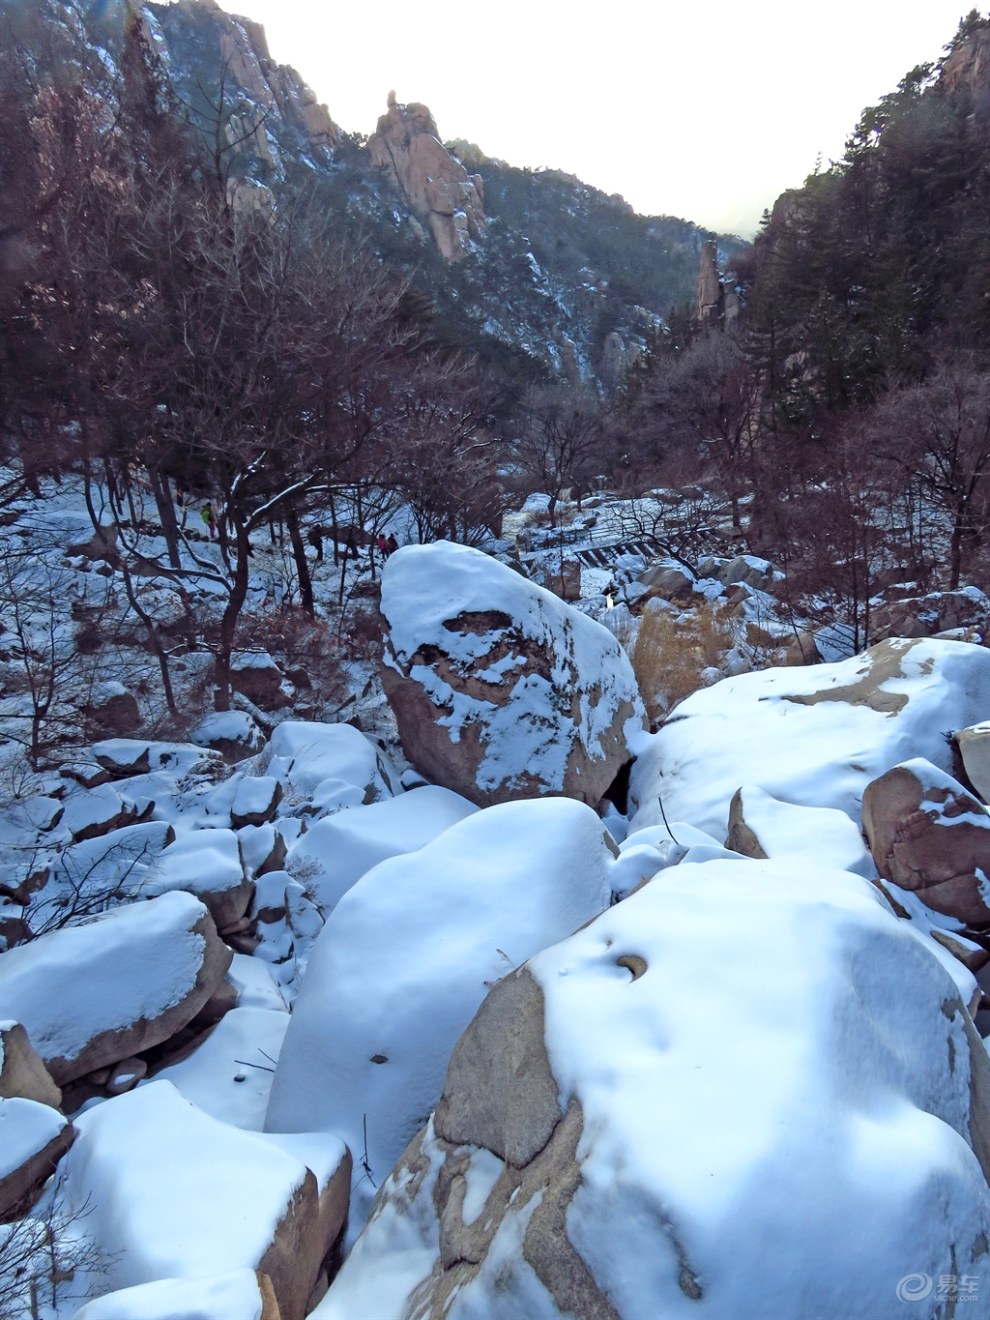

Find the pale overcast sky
[[232, 0, 978, 237]]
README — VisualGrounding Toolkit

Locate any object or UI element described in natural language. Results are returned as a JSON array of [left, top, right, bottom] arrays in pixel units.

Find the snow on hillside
[[1, 470, 989, 1318]]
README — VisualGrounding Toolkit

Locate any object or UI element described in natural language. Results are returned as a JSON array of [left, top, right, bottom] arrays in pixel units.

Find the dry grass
[[632, 601, 738, 726]]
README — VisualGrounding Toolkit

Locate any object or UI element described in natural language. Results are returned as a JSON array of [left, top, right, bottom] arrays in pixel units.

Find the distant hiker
[[376, 533, 388, 556], [307, 525, 324, 563], [201, 503, 216, 539], [345, 529, 359, 561], [386, 533, 398, 556]]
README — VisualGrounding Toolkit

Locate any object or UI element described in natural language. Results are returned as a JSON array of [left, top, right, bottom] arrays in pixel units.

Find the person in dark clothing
[[307, 525, 324, 563], [386, 533, 399, 556]]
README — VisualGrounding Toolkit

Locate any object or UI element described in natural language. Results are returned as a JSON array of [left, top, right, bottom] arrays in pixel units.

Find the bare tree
[[872, 354, 990, 590]]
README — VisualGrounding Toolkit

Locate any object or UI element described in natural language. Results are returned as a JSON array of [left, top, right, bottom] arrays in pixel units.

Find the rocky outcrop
[[142, 0, 340, 161], [378, 542, 646, 808], [870, 586, 990, 643], [696, 239, 740, 327], [368, 95, 485, 262], [0, 891, 232, 1085], [862, 758, 990, 924]]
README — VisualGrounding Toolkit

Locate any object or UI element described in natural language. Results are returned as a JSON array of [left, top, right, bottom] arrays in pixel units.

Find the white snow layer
[[61, 1082, 310, 1290], [73, 1269, 267, 1320], [628, 637, 990, 841], [0, 1096, 67, 1177], [284, 784, 477, 914], [265, 797, 616, 1225], [262, 720, 399, 814]]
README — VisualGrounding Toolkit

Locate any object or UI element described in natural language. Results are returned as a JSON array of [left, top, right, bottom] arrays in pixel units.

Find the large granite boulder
[[379, 542, 646, 808], [368, 95, 485, 262], [0, 892, 232, 1085], [863, 758, 990, 924], [146, 829, 254, 931], [320, 861, 990, 1319], [629, 637, 990, 841], [266, 798, 616, 1228], [871, 586, 990, 642]]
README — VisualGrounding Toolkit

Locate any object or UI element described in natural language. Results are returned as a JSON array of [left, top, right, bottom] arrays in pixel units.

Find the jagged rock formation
[[368, 94, 486, 261], [697, 238, 740, 326], [142, 0, 340, 161]]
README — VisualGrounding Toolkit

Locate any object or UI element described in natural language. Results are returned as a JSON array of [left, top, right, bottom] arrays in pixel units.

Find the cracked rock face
[[368, 97, 486, 261], [378, 542, 646, 809], [863, 758, 990, 923]]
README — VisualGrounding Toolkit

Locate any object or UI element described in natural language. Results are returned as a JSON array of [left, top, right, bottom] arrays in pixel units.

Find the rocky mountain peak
[[368, 93, 486, 262], [942, 22, 990, 100]]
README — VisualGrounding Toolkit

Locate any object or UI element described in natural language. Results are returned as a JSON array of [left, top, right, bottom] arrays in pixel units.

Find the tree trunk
[[148, 466, 181, 571], [286, 506, 314, 616], [215, 523, 251, 711]]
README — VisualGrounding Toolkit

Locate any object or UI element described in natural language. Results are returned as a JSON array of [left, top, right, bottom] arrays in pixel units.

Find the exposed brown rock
[[956, 724, 990, 805], [368, 96, 486, 262], [0, 1023, 62, 1108], [434, 967, 561, 1168], [862, 759, 990, 924]]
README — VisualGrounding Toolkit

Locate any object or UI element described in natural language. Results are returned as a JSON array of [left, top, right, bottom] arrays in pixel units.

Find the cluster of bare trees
[[1, 12, 507, 714]]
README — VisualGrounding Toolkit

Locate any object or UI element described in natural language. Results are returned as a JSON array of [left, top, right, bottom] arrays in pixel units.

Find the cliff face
[[368, 94, 485, 262], [142, 0, 340, 168]]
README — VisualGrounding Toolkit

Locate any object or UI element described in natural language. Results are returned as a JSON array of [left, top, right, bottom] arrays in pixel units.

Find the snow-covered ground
[[1, 471, 989, 1319]]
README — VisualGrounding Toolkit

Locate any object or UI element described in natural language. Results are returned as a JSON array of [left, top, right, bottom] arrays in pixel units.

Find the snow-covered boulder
[[629, 637, 990, 842], [871, 585, 990, 642], [266, 797, 617, 1226], [956, 721, 990, 805], [638, 558, 694, 602], [92, 738, 225, 782], [863, 758, 990, 924], [147, 829, 254, 931], [74, 1270, 280, 1320], [61, 1081, 350, 1320], [378, 542, 646, 808], [284, 784, 477, 915], [190, 710, 266, 763], [262, 721, 399, 816], [0, 1096, 74, 1221], [0, 1021, 62, 1108], [230, 652, 292, 710], [230, 776, 283, 829], [141, 1006, 290, 1130], [0, 892, 232, 1084], [322, 861, 990, 1320], [726, 784, 875, 878], [60, 783, 138, 843]]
